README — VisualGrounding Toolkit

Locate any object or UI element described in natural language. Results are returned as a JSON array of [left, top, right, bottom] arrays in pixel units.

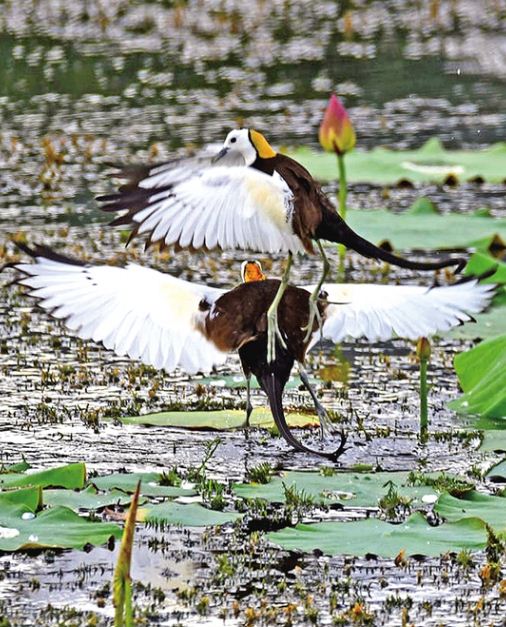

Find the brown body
[[200, 279, 322, 359], [196, 279, 344, 461]]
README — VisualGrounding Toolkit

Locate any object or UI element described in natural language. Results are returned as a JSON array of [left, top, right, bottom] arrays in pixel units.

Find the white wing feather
[[308, 279, 495, 346], [16, 256, 228, 374], [130, 166, 304, 254]]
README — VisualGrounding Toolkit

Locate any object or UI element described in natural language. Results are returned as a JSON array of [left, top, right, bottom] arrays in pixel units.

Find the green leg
[[303, 240, 330, 342], [267, 253, 293, 363], [242, 373, 253, 429], [298, 363, 333, 439]]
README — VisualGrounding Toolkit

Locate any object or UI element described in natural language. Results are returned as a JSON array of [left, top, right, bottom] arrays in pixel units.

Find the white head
[[213, 128, 276, 167]]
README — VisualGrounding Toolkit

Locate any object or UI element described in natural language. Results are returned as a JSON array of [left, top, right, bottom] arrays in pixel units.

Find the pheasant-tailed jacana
[[8, 246, 493, 461], [98, 128, 467, 362]]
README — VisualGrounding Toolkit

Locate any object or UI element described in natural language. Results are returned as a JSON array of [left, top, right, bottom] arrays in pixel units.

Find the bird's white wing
[[16, 252, 228, 374], [309, 279, 495, 345], [102, 165, 304, 254]]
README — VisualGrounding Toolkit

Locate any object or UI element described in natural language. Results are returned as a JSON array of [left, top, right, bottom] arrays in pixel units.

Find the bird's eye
[[230, 137, 237, 144]]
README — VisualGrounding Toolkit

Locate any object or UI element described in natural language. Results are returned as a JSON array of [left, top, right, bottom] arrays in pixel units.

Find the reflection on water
[[1, 0, 505, 157]]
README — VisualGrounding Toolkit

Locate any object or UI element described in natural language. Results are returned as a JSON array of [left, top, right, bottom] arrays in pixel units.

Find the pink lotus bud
[[319, 94, 356, 155]]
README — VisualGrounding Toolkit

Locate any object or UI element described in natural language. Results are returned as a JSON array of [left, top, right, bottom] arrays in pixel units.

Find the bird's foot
[[267, 308, 287, 363], [303, 297, 322, 342]]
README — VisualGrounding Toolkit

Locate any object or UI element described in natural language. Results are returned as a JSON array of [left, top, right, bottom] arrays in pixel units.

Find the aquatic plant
[[319, 93, 356, 273]]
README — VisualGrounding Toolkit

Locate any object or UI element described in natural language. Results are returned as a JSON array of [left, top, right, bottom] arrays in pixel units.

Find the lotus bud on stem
[[319, 94, 356, 278], [416, 337, 431, 442]]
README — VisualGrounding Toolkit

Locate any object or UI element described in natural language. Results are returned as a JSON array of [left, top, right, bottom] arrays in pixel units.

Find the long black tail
[[258, 370, 346, 462], [315, 207, 466, 273]]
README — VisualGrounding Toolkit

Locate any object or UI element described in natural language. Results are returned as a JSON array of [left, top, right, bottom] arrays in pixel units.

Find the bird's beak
[[212, 147, 229, 163]]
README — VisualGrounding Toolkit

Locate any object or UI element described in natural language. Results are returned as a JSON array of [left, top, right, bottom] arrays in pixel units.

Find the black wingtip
[[10, 241, 86, 267]]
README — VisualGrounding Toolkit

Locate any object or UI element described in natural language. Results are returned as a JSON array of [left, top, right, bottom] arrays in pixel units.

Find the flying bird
[[7, 246, 493, 460], [98, 128, 466, 362]]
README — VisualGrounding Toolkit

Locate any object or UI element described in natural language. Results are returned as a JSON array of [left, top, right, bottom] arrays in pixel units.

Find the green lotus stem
[[337, 152, 347, 277], [417, 337, 431, 443]]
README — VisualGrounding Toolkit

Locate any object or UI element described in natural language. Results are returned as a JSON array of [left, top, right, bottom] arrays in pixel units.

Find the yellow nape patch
[[250, 129, 276, 159]]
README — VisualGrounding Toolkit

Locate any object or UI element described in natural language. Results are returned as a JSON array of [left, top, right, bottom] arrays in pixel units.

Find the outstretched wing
[[100, 162, 304, 254], [14, 247, 228, 374], [311, 278, 495, 344]]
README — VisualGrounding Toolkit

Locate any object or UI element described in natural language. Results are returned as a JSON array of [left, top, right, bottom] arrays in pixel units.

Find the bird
[[97, 128, 467, 363], [7, 245, 493, 461]]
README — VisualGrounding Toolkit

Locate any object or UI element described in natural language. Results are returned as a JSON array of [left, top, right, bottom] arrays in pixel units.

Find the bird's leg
[[303, 241, 329, 342], [267, 252, 293, 363], [298, 363, 333, 440], [241, 373, 253, 429]]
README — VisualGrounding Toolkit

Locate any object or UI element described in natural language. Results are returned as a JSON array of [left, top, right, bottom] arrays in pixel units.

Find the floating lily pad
[[120, 408, 319, 430], [267, 512, 487, 557], [91, 472, 196, 498], [344, 209, 506, 252], [287, 139, 506, 184], [449, 335, 506, 419], [0, 489, 121, 552], [464, 252, 506, 285], [198, 374, 315, 390], [233, 471, 442, 508], [138, 502, 241, 527], [0, 460, 30, 474], [480, 431, 506, 453], [485, 459, 506, 481], [44, 486, 133, 511], [446, 308, 506, 341], [435, 492, 506, 537], [0, 486, 42, 511], [0, 463, 86, 490]]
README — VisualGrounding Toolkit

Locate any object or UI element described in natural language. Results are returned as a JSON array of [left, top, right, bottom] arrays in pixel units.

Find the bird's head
[[213, 129, 276, 166], [241, 260, 266, 283]]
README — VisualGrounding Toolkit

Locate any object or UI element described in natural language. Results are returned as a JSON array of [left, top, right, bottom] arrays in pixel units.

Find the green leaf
[[44, 486, 133, 510], [406, 197, 439, 215], [344, 209, 506, 252], [485, 458, 506, 481], [435, 492, 506, 537], [0, 486, 42, 511], [0, 493, 121, 551], [91, 472, 196, 498], [0, 463, 86, 490], [446, 308, 506, 341], [449, 335, 506, 419], [267, 512, 487, 557], [464, 252, 506, 284], [287, 141, 506, 184], [198, 374, 315, 390], [0, 460, 30, 474], [480, 430, 506, 452], [233, 471, 444, 508], [120, 408, 319, 430], [138, 502, 241, 527]]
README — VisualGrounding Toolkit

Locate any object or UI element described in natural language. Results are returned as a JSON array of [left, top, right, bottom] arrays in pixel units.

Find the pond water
[[0, 1, 505, 625]]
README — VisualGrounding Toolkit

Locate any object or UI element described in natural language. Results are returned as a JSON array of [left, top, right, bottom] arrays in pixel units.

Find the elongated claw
[[267, 308, 287, 363]]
